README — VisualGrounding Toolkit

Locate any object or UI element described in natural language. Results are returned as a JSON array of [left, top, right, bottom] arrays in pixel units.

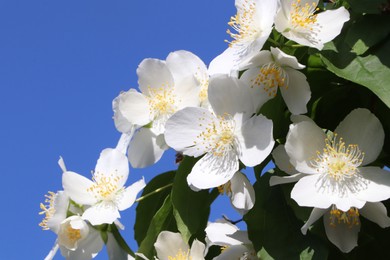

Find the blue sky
[[0, 0, 272, 259]]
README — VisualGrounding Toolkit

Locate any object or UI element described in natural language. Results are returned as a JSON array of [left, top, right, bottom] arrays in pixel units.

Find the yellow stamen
[[329, 206, 360, 228], [168, 248, 191, 260], [39, 191, 56, 230], [226, 0, 258, 47], [250, 63, 288, 97]]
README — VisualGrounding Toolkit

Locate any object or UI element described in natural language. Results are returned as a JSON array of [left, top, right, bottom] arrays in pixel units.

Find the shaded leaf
[[244, 173, 328, 259], [136, 195, 176, 259], [171, 156, 216, 243], [134, 171, 175, 245]]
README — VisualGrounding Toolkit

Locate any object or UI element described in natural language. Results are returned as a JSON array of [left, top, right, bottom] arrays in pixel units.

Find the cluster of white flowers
[[40, 0, 390, 258]]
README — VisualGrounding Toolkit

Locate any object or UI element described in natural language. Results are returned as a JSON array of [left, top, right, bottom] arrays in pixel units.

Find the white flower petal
[[208, 47, 239, 77], [47, 191, 69, 233], [166, 50, 207, 84], [62, 171, 97, 205], [360, 202, 390, 228], [189, 239, 206, 260], [285, 121, 326, 174], [128, 128, 167, 168], [58, 216, 89, 250], [173, 76, 200, 109], [58, 157, 67, 173], [301, 208, 327, 235], [291, 174, 366, 211], [239, 67, 273, 112], [271, 47, 305, 70], [155, 231, 189, 260], [323, 209, 360, 253], [116, 178, 146, 211], [117, 90, 151, 126], [59, 225, 104, 260], [280, 68, 311, 115], [95, 148, 129, 187], [269, 173, 305, 186], [137, 59, 174, 94], [240, 50, 273, 70], [82, 202, 121, 225], [165, 107, 214, 157], [272, 145, 297, 175], [315, 7, 350, 46], [187, 151, 239, 190], [236, 115, 274, 167], [355, 167, 390, 203], [214, 244, 256, 260], [334, 108, 384, 165], [113, 90, 137, 133], [208, 75, 255, 118], [229, 172, 255, 214]]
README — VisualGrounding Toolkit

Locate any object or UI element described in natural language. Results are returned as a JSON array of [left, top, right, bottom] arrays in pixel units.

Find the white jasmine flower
[[205, 220, 258, 260], [154, 231, 206, 260], [62, 148, 146, 225], [241, 47, 311, 114], [283, 108, 390, 211], [40, 191, 104, 260], [113, 51, 202, 168], [165, 75, 274, 190], [275, 0, 350, 50], [218, 171, 255, 215], [301, 202, 390, 253]]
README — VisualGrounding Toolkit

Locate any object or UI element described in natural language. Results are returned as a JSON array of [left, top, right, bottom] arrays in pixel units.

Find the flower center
[[66, 225, 82, 242], [226, 0, 258, 48], [329, 206, 360, 228], [313, 134, 364, 182], [250, 63, 288, 97], [87, 171, 123, 201], [290, 0, 319, 30], [217, 181, 232, 196], [168, 248, 191, 260], [39, 191, 56, 230], [195, 114, 236, 157], [148, 85, 177, 118]]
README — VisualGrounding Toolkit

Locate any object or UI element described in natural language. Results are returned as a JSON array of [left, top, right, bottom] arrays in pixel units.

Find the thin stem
[[135, 183, 173, 202], [267, 37, 280, 47]]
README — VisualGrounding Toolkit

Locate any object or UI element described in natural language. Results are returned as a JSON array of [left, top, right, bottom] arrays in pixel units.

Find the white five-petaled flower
[[301, 203, 390, 253], [62, 148, 146, 225], [113, 50, 203, 168], [205, 220, 258, 260], [152, 231, 206, 260], [269, 111, 390, 252], [218, 171, 255, 215], [40, 191, 104, 260], [275, 0, 350, 50], [240, 47, 311, 115], [283, 108, 390, 212], [208, 0, 278, 75], [165, 75, 274, 190]]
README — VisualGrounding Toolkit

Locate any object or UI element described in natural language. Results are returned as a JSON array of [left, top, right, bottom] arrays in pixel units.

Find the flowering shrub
[[40, 0, 390, 259]]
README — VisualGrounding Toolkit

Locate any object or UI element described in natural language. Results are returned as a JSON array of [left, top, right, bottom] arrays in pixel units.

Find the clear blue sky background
[[0, 1, 277, 259]]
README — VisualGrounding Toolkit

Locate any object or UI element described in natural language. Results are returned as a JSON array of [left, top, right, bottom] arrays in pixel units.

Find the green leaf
[[347, 0, 388, 14], [258, 92, 290, 141], [134, 171, 175, 245], [345, 15, 390, 55], [136, 195, 176, 259], [171, 156, 216, 243], [244, 173, 328, 259], [320, 35, 390, 108]]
